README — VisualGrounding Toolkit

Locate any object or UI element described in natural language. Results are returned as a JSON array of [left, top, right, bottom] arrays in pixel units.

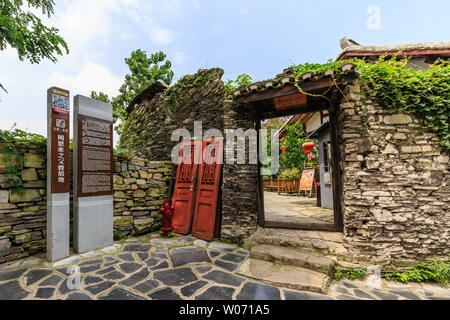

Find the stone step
[[246, 227, 348, 258], [236, 258, 330, 294], [250, 245, 335, 276]]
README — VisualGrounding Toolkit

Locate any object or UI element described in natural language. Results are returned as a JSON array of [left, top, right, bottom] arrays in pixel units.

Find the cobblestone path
[[0, 233, 449, 300]]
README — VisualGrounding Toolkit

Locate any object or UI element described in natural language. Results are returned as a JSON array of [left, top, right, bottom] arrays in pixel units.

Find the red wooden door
[[191, 138, 224, 241], [172, 141, 201, 234]]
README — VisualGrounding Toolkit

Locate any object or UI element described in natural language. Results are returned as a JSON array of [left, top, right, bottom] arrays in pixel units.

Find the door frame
[[256, 95, 343, 232]]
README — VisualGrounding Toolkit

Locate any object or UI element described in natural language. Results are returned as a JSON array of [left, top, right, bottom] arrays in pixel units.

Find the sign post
[[47, 87, 71, 262], [73, 95, 114, 253]]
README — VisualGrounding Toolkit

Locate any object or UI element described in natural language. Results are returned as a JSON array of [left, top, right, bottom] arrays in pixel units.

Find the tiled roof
[[337, 41, 450, 60], [231, 62, 359, 99]]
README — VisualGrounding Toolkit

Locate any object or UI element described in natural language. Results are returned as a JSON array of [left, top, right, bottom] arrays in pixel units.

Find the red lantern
[[302, 142, 315, 161]]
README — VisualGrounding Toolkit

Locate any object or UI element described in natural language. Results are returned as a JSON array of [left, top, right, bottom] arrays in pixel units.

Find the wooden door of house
[[172, 141, 201, 234], [191, 138, 223, 241]]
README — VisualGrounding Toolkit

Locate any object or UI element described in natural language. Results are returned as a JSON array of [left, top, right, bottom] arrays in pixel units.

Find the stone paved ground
[[0, 233, 449, 300]]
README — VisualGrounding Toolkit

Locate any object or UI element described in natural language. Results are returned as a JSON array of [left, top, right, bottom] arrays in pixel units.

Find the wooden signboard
[[49, 88, 70, 194], [300, 169, 315, 192], [274, 93, 307, 112], [77, 114, 114, 197]]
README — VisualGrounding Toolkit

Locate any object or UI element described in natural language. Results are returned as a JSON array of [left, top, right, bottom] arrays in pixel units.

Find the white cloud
[[46, 62, 123, 98], [150, 28, 175, 46], [240, 8, 249, 15]]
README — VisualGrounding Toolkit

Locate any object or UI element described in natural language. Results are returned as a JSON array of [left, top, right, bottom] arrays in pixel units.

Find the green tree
[[279, 121, 318, 174], [91, 49, 174, 135], [0, 0, 69, 92]]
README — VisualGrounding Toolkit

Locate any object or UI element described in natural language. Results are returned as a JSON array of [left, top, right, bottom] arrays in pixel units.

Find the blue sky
[[0, 0, 449, 143]]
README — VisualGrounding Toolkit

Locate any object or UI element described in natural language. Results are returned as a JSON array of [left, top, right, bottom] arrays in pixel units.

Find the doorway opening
[[257, 106, 342, 232]]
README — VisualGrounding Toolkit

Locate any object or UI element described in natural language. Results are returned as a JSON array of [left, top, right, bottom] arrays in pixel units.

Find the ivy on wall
[[290, 56, 450, 153], [0, 126, 47, 193]]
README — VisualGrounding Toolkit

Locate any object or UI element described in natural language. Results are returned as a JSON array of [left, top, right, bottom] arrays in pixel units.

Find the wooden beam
[[256, 120, 265, 227], [235, 75, 356, 104], [256, 104, 329, 121]]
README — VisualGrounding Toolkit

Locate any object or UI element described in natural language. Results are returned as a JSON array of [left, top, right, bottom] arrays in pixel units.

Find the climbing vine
[[0, 125, 46, 193], [289, 56, 450, 153]]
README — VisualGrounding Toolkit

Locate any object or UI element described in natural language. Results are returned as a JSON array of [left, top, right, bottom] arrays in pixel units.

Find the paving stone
[[79, 259, 103, 266], [117, 253, 135, 262], [193, 240, 207, 248], [237, 282, 281, 300], [96, 266, 116, 275], [149, 287, 182, 300], [21, 257, 41, 268], [169, 246, 210, 267], [104, 256, 116, 262], [221, 253, 246, 264], [137, 253, 149, 261], [120, 268, 150, 287], [0, 280, 29, 300], [35, 287, 55, 299], [207, 250, 221, 259], [182, 236, 195, 243], [331, 285, 350, 295], [123, 244, 152, 252], [153, 268, 198, 286], [99, 287, 146, 300], [0, 268, 27, 282], [81, 251, 101, 259], [53, 256, 81, 267], [196, 286, 235, 300], [371, 290, 400, 300], [101, 246, 119, 254], [133, 279, 161, 294], [39, 274, 63, 287], [66, 292, 92, 300], [208, 242, 236, 252], [151, 238, 186, 246], [24, 269, 53, 286], [236, 249, 250, 256], [203, 270, 245, 287], [144, 258, 160, 267], [195, 266, 212, 274], [85, 281, 115, 295], [214, 259, 239, 272], [181, 281, 208, 297], [284, 289, 333, 300], [84, 276, 103, 285], [103, 262, 118, 268], [58, 281, 74, 295], [150, 261, 169, 270], [353, 289, 377, 300], [80, 264, 101, 273], [103, 271, 126, 280], [388, 289, 421, 300], [416, 290, 434, 297], [340, 280, 359, 289], [152, 253, 169, 259], [236, 259, 329, 294], [118, 263, 142, 274], [336, 294, 361, 300]]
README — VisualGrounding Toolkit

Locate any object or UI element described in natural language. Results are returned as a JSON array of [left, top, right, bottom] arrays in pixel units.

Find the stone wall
[[120, 68, 225, 160], [0, 140, 171, 265], [337, 79, 450, 264], [221, 98, 259, 242], [0, 141, 47, 264], [113, 156, 172, 237]]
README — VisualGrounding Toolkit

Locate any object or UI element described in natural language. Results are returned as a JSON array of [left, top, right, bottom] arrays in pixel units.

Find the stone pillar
[[46, 87, 71, 262], [73, 95, 114, 253]]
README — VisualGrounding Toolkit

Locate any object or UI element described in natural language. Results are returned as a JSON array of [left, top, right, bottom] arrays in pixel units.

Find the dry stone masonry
[[337, 79, 449, 264], [0, 139, 171, 265]]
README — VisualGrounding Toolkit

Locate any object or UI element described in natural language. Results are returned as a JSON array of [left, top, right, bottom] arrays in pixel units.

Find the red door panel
[[172, 141, 201, 235], [192, 138, 223, 241]]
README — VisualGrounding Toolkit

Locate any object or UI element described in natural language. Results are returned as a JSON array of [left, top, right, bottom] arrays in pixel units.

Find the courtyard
[[0, 232, 448, 301]]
